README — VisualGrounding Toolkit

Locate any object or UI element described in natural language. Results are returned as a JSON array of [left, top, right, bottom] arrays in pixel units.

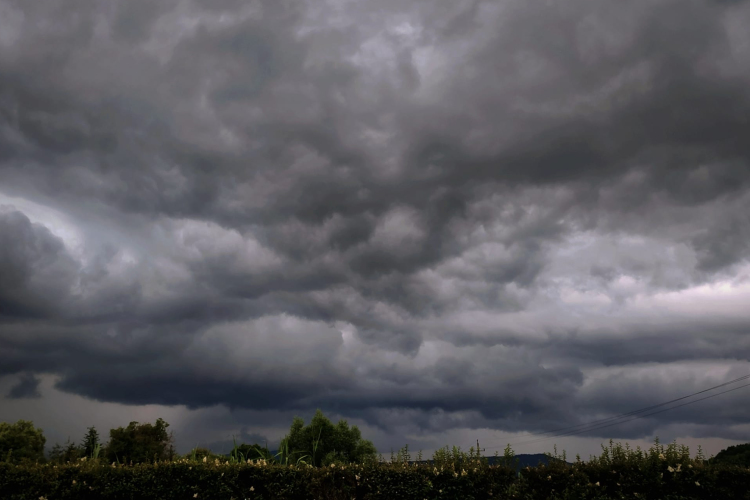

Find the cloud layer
[[1, 0, 750, 455]]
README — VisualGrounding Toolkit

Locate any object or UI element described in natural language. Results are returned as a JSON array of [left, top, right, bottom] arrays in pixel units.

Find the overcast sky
[[2, 0, 750, 461]]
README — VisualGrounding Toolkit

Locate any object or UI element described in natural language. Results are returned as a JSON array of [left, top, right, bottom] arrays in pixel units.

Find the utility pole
[[477, 439, 485, 457]]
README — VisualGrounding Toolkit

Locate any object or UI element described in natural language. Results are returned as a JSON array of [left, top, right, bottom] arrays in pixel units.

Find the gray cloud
[[7, 373, 41, 399], [0, 208, 79, 319], [1, 0, 750, 457]]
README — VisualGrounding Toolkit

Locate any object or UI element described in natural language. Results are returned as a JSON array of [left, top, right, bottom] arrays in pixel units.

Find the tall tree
[[0, 420, 46, 463], [104, 418, 174, 464], [80, 426, 100, 458], [280, 409, 377, 467]]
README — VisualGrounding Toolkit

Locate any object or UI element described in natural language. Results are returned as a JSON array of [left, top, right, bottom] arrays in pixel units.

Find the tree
[[48, 438, 82, 464], [104, 418, 174, 464], [709, 443, 750, 467], [280, 409, 377, 467], [48, 443, 64, 463], [0, 420, 46, 463], [80, 426, 100, 458], [49, 426, 100, 463]]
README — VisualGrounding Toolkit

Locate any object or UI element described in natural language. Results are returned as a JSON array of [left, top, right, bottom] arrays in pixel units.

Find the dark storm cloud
[[0, 208, 79, 319], [7, 372, 41, 399], [1, 0, 750, 452], [547, 323, 750, 367]]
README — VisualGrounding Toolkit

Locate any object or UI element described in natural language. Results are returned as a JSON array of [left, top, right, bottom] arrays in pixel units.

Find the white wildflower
[[250, 486, 255, 491], [668, 466, 674, 473], [695, 481, 700, 486], [595, 482, 600, 486]]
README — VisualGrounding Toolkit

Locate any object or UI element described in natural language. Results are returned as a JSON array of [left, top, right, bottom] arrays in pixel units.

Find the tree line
[[5, 413, 750, 468], [0, 409, 377, 466]]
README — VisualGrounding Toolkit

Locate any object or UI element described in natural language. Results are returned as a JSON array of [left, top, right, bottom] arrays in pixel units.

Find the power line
[[489, 381, 750, 451], [487, 375, 750, 450], [484, 373, 750, 451], [531, 373, 750, 438]]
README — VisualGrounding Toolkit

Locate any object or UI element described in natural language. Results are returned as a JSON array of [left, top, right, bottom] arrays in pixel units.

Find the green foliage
[[430, 444, 489, 471], [501, 443, 520, 470], [230, 442, 271, 462], [0, 459, 517, 500], [228, 438, 310, 468], [0, 420, 46, 464], [80, 427, 100, 459], [710, 442, 750, 467], [544, 443, 568, 465], [104, 418, 175, 464], [49, 427, 102, 464], [516, 436, 750, 500], [1, 438, 750, 499], [279, 409, 378, 467], [182, 447, 225, 463], [48, 438, 83, 464], [255, 436, 313, 466], [6, 413, 750, 499], [585, 437, 695, 470]]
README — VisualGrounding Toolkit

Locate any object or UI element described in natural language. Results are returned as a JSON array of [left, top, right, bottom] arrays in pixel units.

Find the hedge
[[1, 456, 749, 499]]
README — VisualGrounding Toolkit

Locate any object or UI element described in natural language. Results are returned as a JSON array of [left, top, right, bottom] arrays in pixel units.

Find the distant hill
[[236, 451, 572, 471], [409, 454, 572, 472], [487, 453, 572, 471]]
